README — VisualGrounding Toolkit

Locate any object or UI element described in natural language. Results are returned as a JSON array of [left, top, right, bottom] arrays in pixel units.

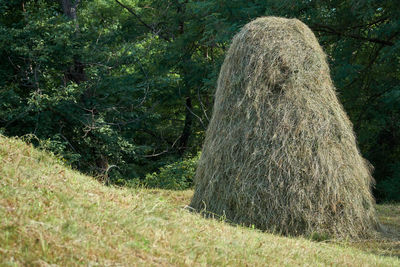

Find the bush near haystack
[[190, 17, 378, 239], [144, 154, 199, 190]]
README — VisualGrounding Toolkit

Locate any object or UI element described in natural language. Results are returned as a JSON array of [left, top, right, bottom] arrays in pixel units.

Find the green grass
[[1, 135, 399, 266]]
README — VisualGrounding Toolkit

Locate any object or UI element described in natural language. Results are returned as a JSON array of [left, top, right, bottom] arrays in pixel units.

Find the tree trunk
[[179, 96, 193, 154], [176, 0, 193, 155], [60, 0, 79, 20], [59, 0, 85, 84]]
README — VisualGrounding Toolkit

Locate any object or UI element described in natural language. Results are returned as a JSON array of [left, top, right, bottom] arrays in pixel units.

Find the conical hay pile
[[190, 17, 378, 238]]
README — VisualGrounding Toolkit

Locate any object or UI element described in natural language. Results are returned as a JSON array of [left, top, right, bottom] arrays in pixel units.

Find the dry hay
[[190, 17, 378, 239]]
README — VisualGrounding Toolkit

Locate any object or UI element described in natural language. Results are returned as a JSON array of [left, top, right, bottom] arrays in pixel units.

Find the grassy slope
[[1, 135, 399, 266]]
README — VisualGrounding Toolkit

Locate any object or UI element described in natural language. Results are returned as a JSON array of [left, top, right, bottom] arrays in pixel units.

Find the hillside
[[1, 135, 399, 266]]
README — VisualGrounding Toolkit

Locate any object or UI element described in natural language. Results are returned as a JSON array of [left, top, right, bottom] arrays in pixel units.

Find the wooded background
[[1, 0, 399, 201]]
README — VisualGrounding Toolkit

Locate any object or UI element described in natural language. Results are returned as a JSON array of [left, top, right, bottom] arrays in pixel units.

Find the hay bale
[[190, 17, 378, 238]]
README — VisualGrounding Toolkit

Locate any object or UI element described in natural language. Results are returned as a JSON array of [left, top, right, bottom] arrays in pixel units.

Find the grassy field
[[1, 135, 399, 266]]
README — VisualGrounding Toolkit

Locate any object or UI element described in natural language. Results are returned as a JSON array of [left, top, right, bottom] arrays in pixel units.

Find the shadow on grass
[[184, 197, 400, 259]]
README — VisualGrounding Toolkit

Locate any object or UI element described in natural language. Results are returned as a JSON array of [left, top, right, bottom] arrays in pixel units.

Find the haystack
[[190, 17, 378, 238]]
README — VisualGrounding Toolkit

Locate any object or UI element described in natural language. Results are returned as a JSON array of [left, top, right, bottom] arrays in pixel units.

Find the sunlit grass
[[0, 135, 399, 266]]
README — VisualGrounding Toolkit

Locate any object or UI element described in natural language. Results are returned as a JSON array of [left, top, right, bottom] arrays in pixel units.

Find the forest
[[1, 0, 399, 202]]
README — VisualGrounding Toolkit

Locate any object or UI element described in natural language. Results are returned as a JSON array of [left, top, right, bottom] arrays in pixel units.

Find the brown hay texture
[[190, 17, 378, 239]]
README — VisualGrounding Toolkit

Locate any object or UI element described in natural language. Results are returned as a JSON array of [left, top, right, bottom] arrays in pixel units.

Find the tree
[[1, 0, 399, 200]]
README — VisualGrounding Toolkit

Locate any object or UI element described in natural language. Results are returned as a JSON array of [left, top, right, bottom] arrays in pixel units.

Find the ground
[[1, 135, 399, 266]]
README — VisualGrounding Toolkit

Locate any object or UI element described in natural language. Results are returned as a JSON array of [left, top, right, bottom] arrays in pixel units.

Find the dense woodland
[[1, 0, 399, 201]]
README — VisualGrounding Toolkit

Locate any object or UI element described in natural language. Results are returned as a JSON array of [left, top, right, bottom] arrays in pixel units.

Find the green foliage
[[0, 0, 399, 201], [144, 154, 199, 190], [378, 163, 400, 202]]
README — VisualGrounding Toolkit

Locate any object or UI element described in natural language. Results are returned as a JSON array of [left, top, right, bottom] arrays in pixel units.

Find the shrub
[[144, 154, 199, 190]]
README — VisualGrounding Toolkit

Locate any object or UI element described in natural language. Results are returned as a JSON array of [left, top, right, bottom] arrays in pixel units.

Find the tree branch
[[347, 17, 389, 30], [114, 0, 170, 41], [311, 23, 395, 46]]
